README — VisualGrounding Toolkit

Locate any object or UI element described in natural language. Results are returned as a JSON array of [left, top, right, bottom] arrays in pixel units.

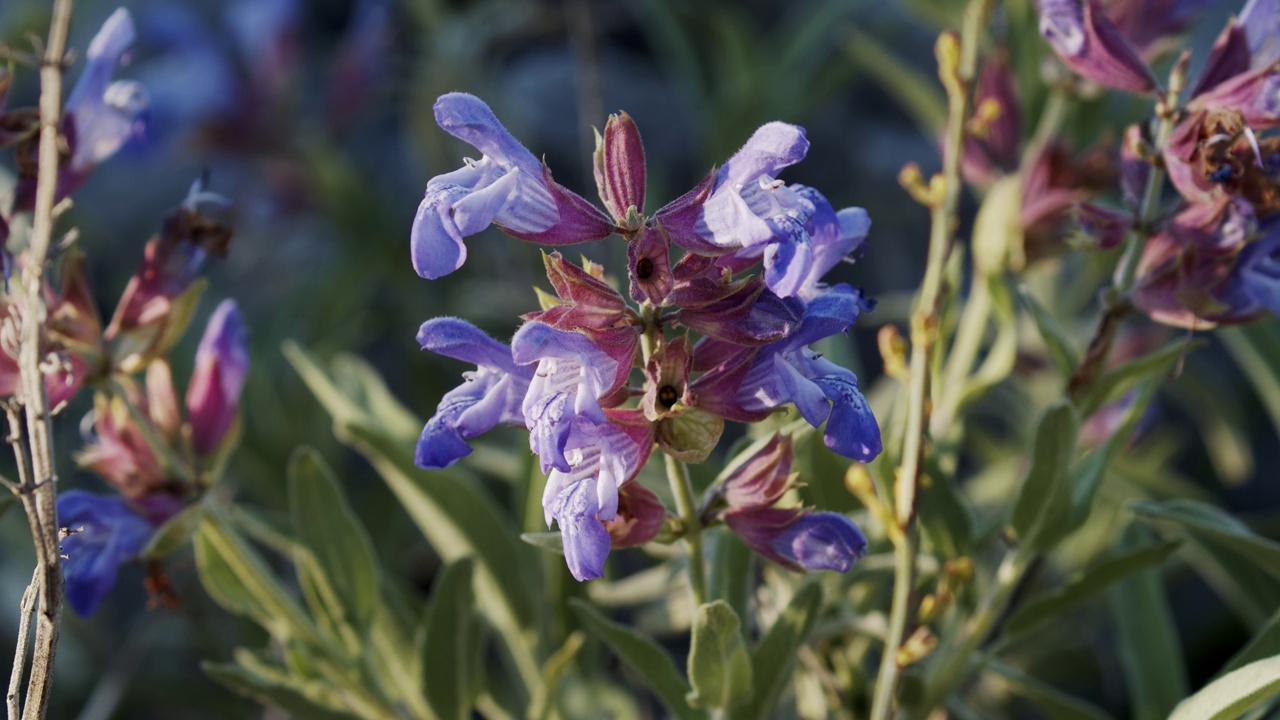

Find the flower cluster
[[1033, 0, 1280, 328], [64, 299, 247, 615], [412, 93, 880, 581], [41, 189, 247, 615]]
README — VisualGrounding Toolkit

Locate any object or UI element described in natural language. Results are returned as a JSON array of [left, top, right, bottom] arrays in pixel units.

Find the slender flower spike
[[185, 300, 249, 457], [59, 490, 179, 616], [735, 286, 882, 461], [415, 317, 535, 469], [1037, 0, 1158, 94], [411, 93, 613, 280]]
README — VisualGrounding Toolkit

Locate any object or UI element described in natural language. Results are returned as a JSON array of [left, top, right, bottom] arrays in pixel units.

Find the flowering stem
[[664, 452, 707, 607], [1069, 95, 1176, 402], [10, 2, 75, 718], [873, 3, 992, 718]]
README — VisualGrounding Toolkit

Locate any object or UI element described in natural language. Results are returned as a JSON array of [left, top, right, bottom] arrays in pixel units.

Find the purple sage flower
[[14, 8, 148, 208], [725, 507, 868, 573], [511, 322, 637, 473], [415, 317, 535, 469], [411, 93, 613, 280], [186, 300, 249, 457], [59, 490, 180, 616], [689, 123, 826, 296], [733, 286, 882, 461], [541, 409, 654, 581]]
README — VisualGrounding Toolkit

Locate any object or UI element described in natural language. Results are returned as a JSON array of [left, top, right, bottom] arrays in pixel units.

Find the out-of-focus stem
[[665, 453, 707, 608], [872, 3, 993, 718], [1069, 95, 1176, 402], [931, 275, 991, 435], [12, 2, 75, 718]]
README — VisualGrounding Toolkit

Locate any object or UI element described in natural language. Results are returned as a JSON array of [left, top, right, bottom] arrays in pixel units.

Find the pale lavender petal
[[719, 122, 809, 186], [551, 480, 612, 581], [417, 317, 520, 372], [433, 93, 542, 177]]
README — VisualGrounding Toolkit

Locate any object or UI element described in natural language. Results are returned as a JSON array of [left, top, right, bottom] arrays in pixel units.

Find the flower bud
[[721, 434, 795, 510], [186, 300, 249, 457], [594, 112, 647, 225], [724, 507, 868, 573]]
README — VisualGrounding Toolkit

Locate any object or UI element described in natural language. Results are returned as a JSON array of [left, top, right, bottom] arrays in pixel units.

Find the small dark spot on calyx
[[658, 384, 678, 408], [636, 257, 654, 280]]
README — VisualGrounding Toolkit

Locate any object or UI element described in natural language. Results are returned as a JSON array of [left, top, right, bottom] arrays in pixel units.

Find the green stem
[[1069, 98, 1176, 402], [869, 525, 919, 720], [665, 453, 707, 607], [931, 274, 992, 435]]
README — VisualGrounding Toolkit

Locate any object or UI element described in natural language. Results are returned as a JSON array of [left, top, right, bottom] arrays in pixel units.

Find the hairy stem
[[12, 2, 75, 718], [665, 453, 707, 608]]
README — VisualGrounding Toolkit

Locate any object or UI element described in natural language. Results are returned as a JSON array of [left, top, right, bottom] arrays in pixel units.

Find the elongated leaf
[[424, 558, 480, 720], [972, 175, 1025, 275], [570, 599, 706, 720], [687, 601, 753, 709], [957, 276, 1019, 409], [194, 511, 321, 647], [1219, 321, 1280, 439], [1131, 500, 1280, 581], [203, 662, 358, 720], [1018, 285, 1079, 378], [529, 632, 586, 720], [843, 31, 946, 136], [142, 501, 206, 558], [1010, 402, 1080, 552], [919, 456, 973, 558], [1170, 656, 1280, 720], [730, 581, 824, 720], [1069, 380, 1160, 529], [1222, 609, 1280, 678], [1109, 526, 1187, 720], [286, 343, 542, 690], [289, 448, 380, 645], [1079, 339, 1205, 418], [520, 531, 565, 555], [1006, 540, 1180, 637], [986, 661, 1117, 720]]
